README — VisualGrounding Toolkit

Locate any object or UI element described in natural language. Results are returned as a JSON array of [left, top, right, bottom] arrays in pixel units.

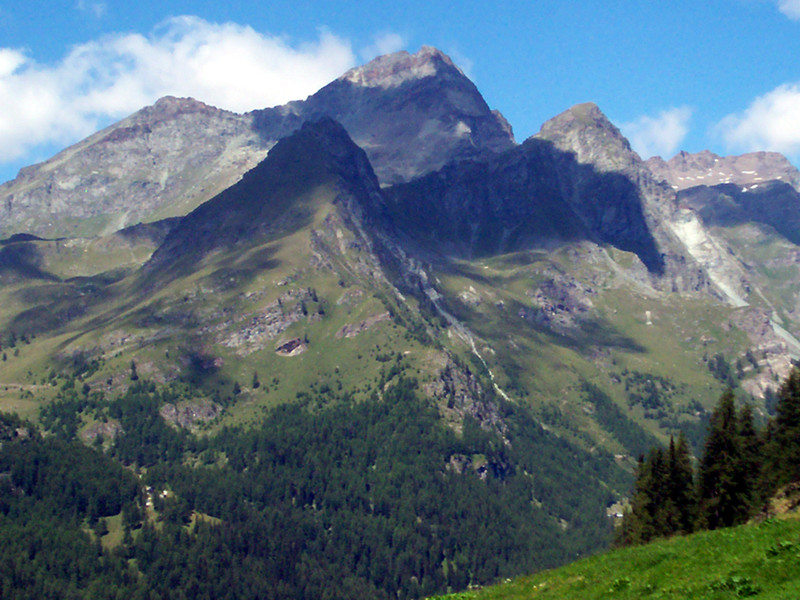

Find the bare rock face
[[534, 103, 715, 294], [536, 102, 640, 173], [386, 102, 708, 295], [425, 356, 507, 438], [257, 46, 516, 185], [160, 399, 221, 429], [0, 47, 514, 239], [0, 97, 266, 239], [335, 312, 390, 338], [647, 150, 800, 193]]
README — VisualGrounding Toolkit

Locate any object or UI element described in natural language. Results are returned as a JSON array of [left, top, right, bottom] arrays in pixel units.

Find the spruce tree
[[698, 389, 750, 529], [667, 432, 696, 533], [772, 367, 800, 486], [738, 403, 763, 509], [618, 454, 653, 545], [621, 447, 673, 544]]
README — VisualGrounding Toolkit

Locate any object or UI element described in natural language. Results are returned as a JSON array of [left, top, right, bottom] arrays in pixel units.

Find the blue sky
[[1, 1, 800, 184]]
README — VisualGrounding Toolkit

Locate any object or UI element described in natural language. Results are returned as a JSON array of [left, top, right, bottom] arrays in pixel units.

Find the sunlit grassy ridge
[[431, 514, 800, 600]]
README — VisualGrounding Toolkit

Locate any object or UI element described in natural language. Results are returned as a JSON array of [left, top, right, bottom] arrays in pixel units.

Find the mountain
[[3, 45, 800, 599], [4, 47, 800, 472], [0, 115, 630, 599], [251, 46, 515, 185], [647, 150, 800, 192], [645, 149, 800, 397], [0, 97, 264, 239], [0, 46, 513, 239]]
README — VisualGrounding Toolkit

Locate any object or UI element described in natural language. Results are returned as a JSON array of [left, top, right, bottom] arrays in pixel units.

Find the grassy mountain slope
[[431, 513, 800, 599]]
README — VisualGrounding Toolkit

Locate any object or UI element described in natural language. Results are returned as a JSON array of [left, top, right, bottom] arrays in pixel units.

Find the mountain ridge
[[5, 44, 800, 599], [0, 46, 513, 240]]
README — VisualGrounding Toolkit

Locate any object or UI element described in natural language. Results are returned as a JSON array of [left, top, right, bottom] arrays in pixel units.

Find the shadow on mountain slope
[[0, 239, 60, 283], [680, 181, 800, 245], [385, 137, 665, 275]]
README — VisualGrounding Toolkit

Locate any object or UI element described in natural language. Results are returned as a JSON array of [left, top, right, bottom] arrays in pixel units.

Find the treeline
[[619, 367, 800, 545]]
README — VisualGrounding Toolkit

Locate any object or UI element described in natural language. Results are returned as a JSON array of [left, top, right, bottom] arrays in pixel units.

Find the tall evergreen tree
[[771, 367, 800, 486], [620, 442, 689, 545], [619, 453, 658, 545], [667, 432, 696, 533], [738, 403, 763, 509], [698, 389, 751, 529]]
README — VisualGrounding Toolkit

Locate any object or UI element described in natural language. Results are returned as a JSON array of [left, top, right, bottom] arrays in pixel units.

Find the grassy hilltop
[[431, 513, 800, 600]]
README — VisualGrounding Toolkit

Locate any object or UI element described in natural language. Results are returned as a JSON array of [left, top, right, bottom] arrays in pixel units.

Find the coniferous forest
[[6, 353, 800, 599], [0, 358, 627, 600], [618, 368, 800, 546]]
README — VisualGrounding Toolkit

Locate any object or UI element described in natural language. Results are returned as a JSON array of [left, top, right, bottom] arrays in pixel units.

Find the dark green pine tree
[[667, 432, 696, 533], [698, 389, 751, 529], [771, 367, 800, 486], [619, 447, 671, 545], [738, 403, 763, 509]]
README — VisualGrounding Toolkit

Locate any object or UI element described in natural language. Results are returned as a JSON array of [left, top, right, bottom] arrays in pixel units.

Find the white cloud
[[0, 17, 356, 163], [360, 33, 406, 61], [716, 83, 800, 159], [777, 0, 800, 19], [620, 106, 693, 159], [76, 1, 107, 18]]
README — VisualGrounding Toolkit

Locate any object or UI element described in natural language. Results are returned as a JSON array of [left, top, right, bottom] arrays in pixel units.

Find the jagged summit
[[0, 45, 516, 239], [535, 102, 637, 172], [143, 95, 226, 119], [339, 45, 461, 89], [647, 150, 800, 192], [537, 102, 617, 134], [265, 45, 516, 183]]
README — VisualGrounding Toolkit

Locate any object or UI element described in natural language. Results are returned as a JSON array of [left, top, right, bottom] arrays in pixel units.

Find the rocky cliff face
[[0, 47, 514, 239], [387, 103, 708, 293]]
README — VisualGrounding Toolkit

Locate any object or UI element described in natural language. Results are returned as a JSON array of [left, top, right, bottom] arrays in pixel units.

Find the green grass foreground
[[430, 514, 800, 599]]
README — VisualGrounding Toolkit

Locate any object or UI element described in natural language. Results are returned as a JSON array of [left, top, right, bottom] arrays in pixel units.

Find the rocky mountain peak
[[646, 150, 800, 192], [338, 45, 459, 89], [1, 46, 517, 239], [143, 95, 224, 120], [265, 117, 379, 188], [534, 102, 637, 172], [273, 46, 516, 184]]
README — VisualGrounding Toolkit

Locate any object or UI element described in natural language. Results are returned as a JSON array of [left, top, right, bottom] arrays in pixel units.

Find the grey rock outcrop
[[386, 102, 707, 294]]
